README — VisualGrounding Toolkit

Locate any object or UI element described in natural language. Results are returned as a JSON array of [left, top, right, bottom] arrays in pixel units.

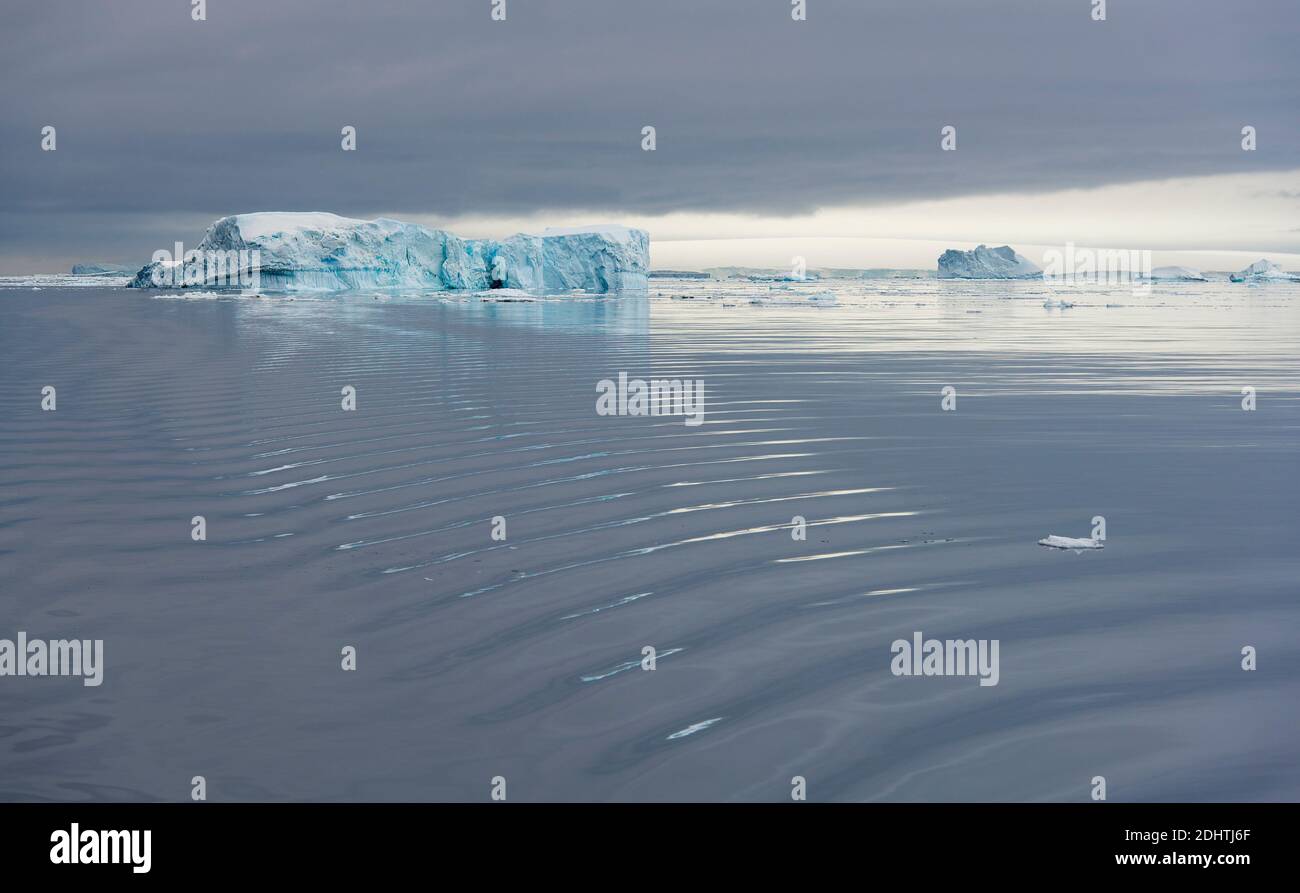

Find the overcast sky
[[2, 0, 1298, 272]]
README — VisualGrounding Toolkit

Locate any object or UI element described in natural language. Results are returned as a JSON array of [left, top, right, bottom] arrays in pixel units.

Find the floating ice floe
[[0, 273, 132, 288], [473, 287, 538, 300], [666, 716, 723, 740], [149, 290, 268, 301], [1037, 535, 1104, 551], [128, 212, 649, 294], [743, 288, 839, 307]]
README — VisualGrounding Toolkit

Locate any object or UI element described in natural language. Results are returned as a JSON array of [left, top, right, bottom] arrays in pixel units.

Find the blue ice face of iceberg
[[936, 244, 1042, 280], [540, 227, 651, 293], [440, 235, 492, 291], [486, 234, 544, 291], [127, 212, 649, 293]]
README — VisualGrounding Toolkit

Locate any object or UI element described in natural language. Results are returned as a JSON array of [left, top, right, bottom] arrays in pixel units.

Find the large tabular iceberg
[[937, 245, 1042, 279], [1229, 258, 1300, 282], [128, 212, 649, 293]]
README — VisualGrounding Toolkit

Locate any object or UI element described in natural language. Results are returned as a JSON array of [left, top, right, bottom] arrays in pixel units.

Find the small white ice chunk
[[1038, 535, 1104, 551]]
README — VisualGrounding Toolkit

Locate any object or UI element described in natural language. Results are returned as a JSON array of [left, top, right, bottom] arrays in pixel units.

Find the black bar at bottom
[[0, 803, 1279, 879]]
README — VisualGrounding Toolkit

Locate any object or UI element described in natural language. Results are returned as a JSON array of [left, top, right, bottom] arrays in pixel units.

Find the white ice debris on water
[[0, 273, 132, 288], [1037, 535, 1104, 551], [128, 212, 649, 293], [937, 245, 1042, 280], [666, 717, 724, 740]]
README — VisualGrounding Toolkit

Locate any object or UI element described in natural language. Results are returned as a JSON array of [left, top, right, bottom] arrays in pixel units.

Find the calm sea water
[[1, 278, 1297, 801]]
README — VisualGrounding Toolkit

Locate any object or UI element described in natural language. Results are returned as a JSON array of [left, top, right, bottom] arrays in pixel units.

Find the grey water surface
[[1, 279, 1297, 801]]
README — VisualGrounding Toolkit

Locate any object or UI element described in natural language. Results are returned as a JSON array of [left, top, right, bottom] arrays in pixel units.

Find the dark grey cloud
[[2, 0, 1298, 270]]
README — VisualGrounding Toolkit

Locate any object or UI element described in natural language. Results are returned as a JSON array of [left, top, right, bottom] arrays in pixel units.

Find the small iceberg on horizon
[[72, 262, 136, 275], [1230, 259, 1300, 283], [649, 270, 710, 280], [1145, 265, 1208, 282], [937, 245, 1042, 280]]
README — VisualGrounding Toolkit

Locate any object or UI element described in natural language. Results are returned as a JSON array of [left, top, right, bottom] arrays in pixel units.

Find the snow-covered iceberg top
[[128, 212, 649, 293], [937, 245, 1042, 279], [1145, 265, 1208, 281], [1229, 258, 1300, 282]]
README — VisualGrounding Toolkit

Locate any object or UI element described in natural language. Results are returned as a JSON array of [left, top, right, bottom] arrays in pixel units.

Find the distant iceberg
[[937, 245, 1042, 279], [703, 267, 822, 281], [649, 270, 710, 280], [1229, 258, 1300, 282], [72, 262, 135, 275], [1145, 265, 1208, 282], [128, 212, 649, 293]]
